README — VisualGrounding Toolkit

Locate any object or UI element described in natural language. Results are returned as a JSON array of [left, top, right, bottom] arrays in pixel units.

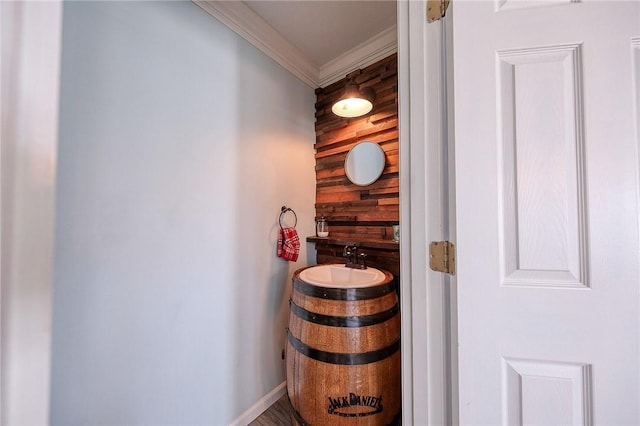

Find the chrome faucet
[[343, 244, 367, 269]]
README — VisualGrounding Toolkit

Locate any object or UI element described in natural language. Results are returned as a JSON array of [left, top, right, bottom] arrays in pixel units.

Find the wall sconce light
[[331, 77, 375, 118]]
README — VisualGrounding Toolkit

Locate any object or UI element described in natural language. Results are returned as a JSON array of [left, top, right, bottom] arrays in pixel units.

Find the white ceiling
[[193, 0, 397, 88], [244, 1, 397, 68]]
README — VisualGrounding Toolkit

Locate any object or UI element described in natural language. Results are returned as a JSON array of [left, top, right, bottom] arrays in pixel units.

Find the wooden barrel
[[286, 266, 401, 426]]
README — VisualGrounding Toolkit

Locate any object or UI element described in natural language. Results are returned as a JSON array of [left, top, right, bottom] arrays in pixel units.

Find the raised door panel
[[497, 44, 587, 288], [502, 358, 592, 426]]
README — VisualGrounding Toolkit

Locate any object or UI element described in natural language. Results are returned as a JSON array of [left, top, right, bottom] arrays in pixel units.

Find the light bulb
[[331, 97, 373, 118]]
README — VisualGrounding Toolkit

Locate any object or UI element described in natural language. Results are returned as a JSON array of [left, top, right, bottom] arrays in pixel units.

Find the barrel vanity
[[286, 264, 401, 426]]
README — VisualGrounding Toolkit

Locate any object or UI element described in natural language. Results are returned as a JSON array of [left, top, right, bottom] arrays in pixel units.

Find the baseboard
[[229, 381, 287, 426]]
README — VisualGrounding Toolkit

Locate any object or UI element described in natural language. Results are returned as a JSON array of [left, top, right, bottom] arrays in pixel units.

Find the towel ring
[[279, 206, 297, 229]]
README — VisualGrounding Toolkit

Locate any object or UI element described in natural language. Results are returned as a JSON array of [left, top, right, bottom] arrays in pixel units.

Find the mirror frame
[[344, 141, 386, 186]]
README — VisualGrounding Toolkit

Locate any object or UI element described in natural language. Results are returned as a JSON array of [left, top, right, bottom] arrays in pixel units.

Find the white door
[[453, 1, 640, 424]]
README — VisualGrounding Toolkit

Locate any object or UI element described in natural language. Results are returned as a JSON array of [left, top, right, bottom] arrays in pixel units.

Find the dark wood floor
[[248, 394, 292, 426]]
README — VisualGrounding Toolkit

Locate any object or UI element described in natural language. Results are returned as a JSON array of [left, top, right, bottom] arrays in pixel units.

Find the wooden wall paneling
[[311, 54, 400, 277]]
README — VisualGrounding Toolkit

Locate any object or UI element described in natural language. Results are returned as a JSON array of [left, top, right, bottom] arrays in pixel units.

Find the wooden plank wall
[[312, 54, 399, 276]]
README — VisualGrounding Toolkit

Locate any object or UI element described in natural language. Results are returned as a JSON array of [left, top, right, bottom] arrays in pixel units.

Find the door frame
[[0, 1, 62, 423], [398, 1, 454, 424]]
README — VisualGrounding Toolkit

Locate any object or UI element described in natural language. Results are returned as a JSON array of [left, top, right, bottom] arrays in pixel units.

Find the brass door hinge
[[429, 241, 456, 275], [427, 0, 450, 23]]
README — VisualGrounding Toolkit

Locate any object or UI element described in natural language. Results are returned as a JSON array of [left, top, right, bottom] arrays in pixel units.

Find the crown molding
[[193, 0, 319, 87], [318, 26, 397, 87], [193, 1, 397, 89]]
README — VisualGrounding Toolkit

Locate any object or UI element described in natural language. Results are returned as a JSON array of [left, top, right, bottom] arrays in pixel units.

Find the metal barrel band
[[293, 277, 396, 301], [289, 299, 399, 327], [287, 330, 400, 365], [287, 395, 311, 426]]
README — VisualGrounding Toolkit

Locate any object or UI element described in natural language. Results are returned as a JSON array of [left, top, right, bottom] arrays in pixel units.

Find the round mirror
[[344, 141, 386, 186]]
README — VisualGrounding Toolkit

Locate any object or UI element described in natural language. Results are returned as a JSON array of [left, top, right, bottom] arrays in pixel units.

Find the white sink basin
[[298, 264, 386, 288]]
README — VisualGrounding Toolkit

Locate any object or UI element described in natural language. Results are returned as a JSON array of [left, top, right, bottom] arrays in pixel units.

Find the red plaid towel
[[277, 227, 300, 262]]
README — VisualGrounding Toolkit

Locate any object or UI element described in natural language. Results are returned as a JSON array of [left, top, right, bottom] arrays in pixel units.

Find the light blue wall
[[51, 1, 316, 424]]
